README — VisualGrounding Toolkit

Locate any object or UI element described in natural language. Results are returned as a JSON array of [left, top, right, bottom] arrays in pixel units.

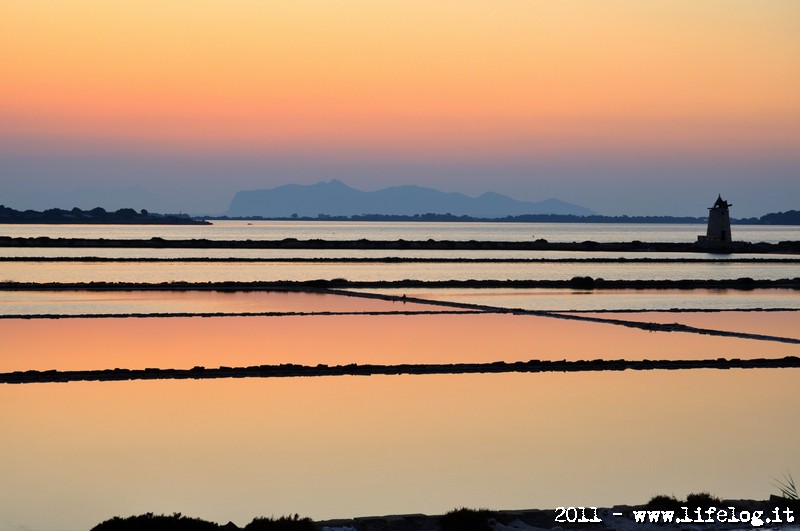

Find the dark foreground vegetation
[[0, 205, 209, 224], [91, 496, 800, 530], [92, 513, 314, 531], [89, 510, 512, 531]]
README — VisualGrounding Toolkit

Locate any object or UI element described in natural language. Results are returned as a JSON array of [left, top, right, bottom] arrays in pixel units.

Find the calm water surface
[[577, 311, 800, 340], [2, 311, 797, 373], [0, 290, 433, 317], [1, 288, 798, 315], [2, 220, 799, 243], [356, 288, 800, 311], [2, 259, 797, 283], [2, 223, 796, 286], [5, 247, 797, 260], [1, 371, 798, 531], [1, 222, 799, 531]]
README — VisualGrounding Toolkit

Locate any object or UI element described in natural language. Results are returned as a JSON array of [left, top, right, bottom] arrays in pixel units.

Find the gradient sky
[[1, 1, 799, 216]]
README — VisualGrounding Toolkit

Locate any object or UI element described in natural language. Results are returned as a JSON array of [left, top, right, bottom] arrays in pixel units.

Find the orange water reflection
[[1, 370, 798, 531], [577, 311, 800, 341], [0, 289, 434, 316], [1, 313, 797, 372], [360, 287, 800, 312], [3, 260, 797, 283]]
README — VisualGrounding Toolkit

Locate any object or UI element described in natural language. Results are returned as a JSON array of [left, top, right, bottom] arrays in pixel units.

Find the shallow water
[[1, 222, 798, 531], [575, 311, 800, 341], [1, 259, 797, 283], [0, 289, 432, 317], [354, 287, 800, 312], [2, 310, 797, 373], [2, 220, 799, 243], [3, 247, 798, 260], [2, 371, 798, 531]]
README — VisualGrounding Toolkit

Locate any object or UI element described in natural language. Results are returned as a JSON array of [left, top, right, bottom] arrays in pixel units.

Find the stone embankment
[[4, 356, 799, 384], [1, 236, 799, 253]]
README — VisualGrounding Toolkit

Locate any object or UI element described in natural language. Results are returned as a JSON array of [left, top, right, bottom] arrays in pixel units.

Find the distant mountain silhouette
[[226, 180, 594, 218]]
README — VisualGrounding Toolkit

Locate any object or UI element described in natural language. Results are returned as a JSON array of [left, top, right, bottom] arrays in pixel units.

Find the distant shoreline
[[2, 205, 799, 225], [0, 205, 209, 225], [208, 210, 800, 225]]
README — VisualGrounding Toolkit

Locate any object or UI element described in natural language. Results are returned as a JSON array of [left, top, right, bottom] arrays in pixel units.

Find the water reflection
[[355, 288, 800, 311], [2, 220, 798, 243], [0, 289, 433, 316], [576, 311, 800, 341], [2, 247, 798, 260], [1, 259, 796, 283], [1, 371, 798, 531], [1, 313, 797, 373]]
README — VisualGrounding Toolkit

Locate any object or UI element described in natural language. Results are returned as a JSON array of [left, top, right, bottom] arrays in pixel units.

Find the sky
[[1, 1, 799, 217]]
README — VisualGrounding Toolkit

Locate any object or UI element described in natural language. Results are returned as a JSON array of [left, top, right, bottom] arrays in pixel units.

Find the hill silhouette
[[226, 180, 594, 218]]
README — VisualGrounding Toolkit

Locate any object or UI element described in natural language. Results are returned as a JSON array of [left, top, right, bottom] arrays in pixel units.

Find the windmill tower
[[703, 195, 732, 242]]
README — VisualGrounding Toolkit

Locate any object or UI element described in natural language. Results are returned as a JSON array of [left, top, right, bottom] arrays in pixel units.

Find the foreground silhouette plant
[[645, 494, 682, 511], [774, 472, 798, 500], [91, 513, 315, 531], [685, 491, 722, 507], [91, 513, 219, 531]]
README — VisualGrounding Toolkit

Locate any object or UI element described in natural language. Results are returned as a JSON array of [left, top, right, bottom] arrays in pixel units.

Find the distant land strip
[[3, 203, 800, 224], [2, 256, 799, 264], [213, 210, 800, 224], [3, 204, 800, 225], [0, 206, 209, 225], [3, 356, 799, 384], [1, 236, 799, 254], [1, 278, 798, 291]]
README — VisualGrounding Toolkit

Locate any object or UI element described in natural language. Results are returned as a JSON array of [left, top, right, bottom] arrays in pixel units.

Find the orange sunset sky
[[1, 1, 799, 216]]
